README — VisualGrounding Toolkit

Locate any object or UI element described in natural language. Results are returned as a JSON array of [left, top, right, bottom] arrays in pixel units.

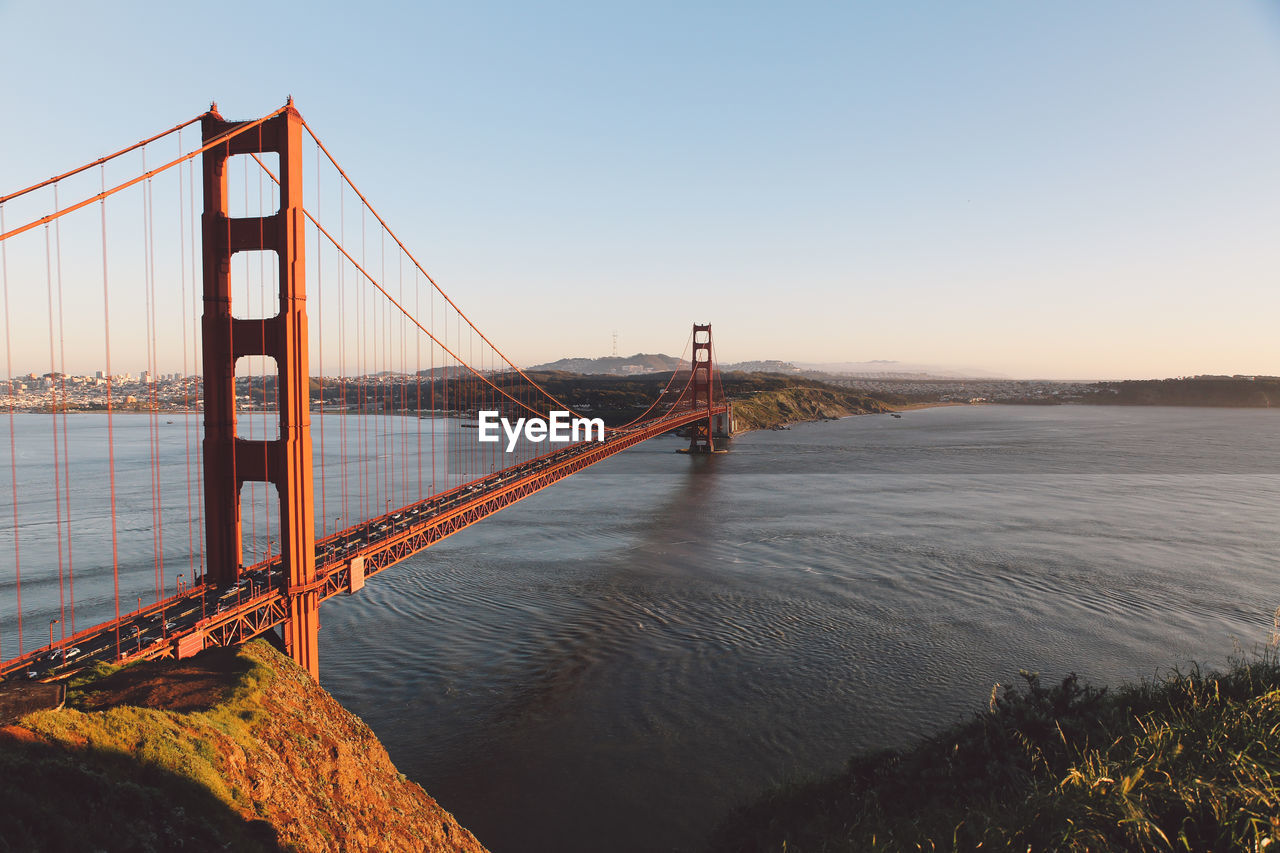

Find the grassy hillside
[[707, 653, 1280, 852], [730, 386, 891, 431], [0, 641, 487, 853]]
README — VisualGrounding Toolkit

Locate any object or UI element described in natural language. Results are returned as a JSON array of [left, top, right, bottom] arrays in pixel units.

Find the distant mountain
[[795, 360, 1007, 380], [721, 359, 801, 374], [526, 354, 806, 376], [527, 354, 682, 376], [422, 354, 995, 381]]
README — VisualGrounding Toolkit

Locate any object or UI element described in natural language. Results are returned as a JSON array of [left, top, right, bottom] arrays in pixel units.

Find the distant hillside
[[527, 353, 681, 375], [724, 359, 800, 374], [527, 354, 800, 376], [797, 360, 1006, 380], [1079, 376, 1280, 407]]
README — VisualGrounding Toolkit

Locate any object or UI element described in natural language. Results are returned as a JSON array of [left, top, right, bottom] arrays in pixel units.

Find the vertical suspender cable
[[397, 248, 402, 506], [258, 129, 269, 564], [225, 144, 239, 578], [396, 249, 401, 507], [190, 158, 205, 587], [379, 238, 386, 514], [54, 186, 76, 634], [459, 314, 465, 481], [432, 275, 437, 494], [415, 269, 422, 501], [316, 143, 326, 541], [359, 204, 367, 525], [141, 149, 161, 602], [45, 219, 67, 645], [468, 321, 474, 480], [339, 180, 348, 536], [0, 204, 16, 657], [178, 133, 197, 592], [149, 156, 165, 600], [99, 166, 121, 660], [243, 154, 256, 566], [389, 254, 395, 507], [377, 228, 385, 515]]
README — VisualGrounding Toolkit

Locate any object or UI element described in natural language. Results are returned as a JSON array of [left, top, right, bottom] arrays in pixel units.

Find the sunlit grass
[[0, 644, 281, 852], [709, 649, 1280, 852]]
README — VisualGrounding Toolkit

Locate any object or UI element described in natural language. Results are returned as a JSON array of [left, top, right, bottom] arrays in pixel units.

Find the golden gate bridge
[[0, 100, 730, 680]]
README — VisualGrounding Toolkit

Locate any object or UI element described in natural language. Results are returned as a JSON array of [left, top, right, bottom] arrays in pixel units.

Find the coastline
[[708, 650, 1280, 852], [884, 400, 975, 412]]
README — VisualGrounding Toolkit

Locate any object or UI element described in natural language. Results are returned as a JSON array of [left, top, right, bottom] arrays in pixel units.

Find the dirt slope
[[0, 640, 488, 853]]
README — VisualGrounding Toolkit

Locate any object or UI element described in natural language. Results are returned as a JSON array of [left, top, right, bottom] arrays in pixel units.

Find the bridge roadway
[[1, 405, 727, 682]]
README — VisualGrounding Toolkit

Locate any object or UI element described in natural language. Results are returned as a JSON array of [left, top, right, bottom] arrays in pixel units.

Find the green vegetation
[[1080, 377, 1280, 407], [708, 651, 1280, 852], [0, 651, 280, 853]]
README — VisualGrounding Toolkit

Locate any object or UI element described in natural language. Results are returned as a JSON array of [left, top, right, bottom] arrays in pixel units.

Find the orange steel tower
[[201, 102, 319, 678], [688, 324, 716, 453]]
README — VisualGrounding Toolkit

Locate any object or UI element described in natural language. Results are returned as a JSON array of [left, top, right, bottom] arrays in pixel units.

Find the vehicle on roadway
[[43, 646, 81, 663]]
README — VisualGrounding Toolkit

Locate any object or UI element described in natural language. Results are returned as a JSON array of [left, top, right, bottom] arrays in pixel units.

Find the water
[[2, 406, 1276, 850], [0, 410, 476, 654], [311, 405, 1280, 852]]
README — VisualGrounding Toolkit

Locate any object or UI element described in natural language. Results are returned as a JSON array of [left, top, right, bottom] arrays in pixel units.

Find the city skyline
[[2, 3, 1278, 380]]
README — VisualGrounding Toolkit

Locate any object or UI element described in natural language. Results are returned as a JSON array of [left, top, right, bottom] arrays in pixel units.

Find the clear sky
[[2, 1, 1278, 379]]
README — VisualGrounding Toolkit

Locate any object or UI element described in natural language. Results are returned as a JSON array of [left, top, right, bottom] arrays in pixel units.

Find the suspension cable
[[613, 328, 696, 429], [0, 106, 289, 244], [246, 153, 575, 425], [0, 113, 205, 205], [296, 118, 591, 420]]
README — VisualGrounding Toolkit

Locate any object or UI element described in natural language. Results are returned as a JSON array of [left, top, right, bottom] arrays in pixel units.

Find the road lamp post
[[48, 619, 59, 650]]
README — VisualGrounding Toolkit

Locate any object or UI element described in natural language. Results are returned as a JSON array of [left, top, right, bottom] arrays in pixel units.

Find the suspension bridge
[[0, 100, 731, 681]]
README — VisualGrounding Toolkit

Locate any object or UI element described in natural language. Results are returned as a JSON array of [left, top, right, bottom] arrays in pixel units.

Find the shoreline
[[884, 400, 975, 412], [708, 650, 1280, 852], [729, 398, 975, 436]]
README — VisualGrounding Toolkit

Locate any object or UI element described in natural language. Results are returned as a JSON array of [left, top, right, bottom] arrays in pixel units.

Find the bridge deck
[[0, 406, 727, 681]]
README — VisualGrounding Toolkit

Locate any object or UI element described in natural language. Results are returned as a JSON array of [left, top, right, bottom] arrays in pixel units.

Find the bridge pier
[[202, 101, 319, 679], [710, 408, 734, 444]]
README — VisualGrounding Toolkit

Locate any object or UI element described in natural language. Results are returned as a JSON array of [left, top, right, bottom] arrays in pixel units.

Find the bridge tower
[[688, 323, 716, 453], [201, 102, 319, 678]]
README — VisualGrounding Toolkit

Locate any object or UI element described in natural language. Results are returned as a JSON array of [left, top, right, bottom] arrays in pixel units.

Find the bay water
[[314, 405, 1280, 852]]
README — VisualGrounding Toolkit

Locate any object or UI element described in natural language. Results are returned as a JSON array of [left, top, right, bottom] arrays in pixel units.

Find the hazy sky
[[2, 1, 1278, 379]]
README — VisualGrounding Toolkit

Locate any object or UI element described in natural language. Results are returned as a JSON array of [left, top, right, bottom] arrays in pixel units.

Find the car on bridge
[[43, 646, 81, 664]]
